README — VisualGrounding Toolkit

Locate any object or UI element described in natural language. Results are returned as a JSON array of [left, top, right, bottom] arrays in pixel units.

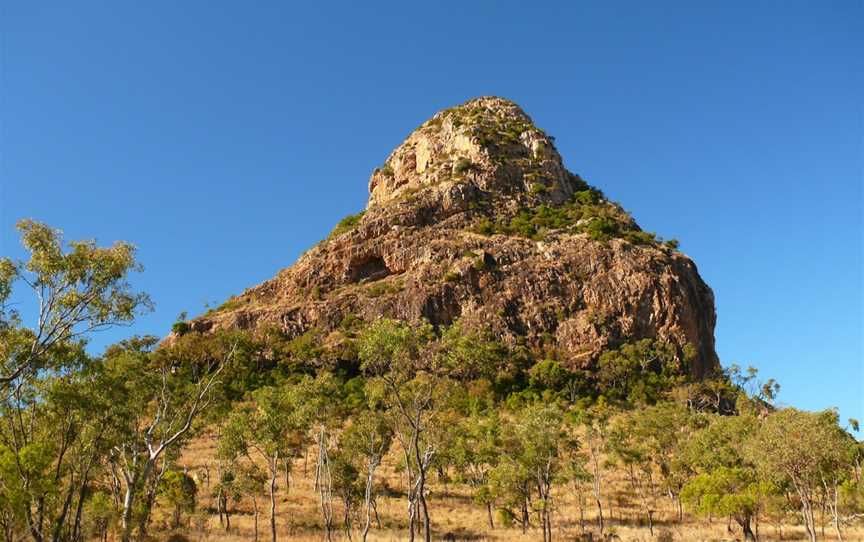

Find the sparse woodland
[[1, 221, 862, 542]]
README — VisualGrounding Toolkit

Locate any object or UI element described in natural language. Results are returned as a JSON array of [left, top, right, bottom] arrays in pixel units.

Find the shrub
[[529, 182, 548, 195], [622, 230, 657, 245], [380, 164, 394, 176], [286, 329, 323, 361], [327, 210, 366, 240], [453, 157, 473, 174], [583, 217, 617, 241], [473, 218, 496, 236], [216, 297, 245, 311], [171, 321, 191, 336], [158, 470, 197, 528], [365, 278, 403, 298]]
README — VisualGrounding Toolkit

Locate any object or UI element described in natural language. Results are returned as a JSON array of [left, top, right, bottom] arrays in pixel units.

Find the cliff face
[[188, 97, 719, 377]]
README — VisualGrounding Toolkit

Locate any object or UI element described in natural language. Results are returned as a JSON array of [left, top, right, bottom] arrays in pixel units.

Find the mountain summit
[[186, 97, 719, 377]]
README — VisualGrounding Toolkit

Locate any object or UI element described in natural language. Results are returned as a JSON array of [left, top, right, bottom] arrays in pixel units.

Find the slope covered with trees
[[1, 220, 862, 542]]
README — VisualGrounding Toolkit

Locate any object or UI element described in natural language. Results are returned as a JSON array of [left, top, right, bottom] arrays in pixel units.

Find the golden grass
[[153, 433, 864, 542]]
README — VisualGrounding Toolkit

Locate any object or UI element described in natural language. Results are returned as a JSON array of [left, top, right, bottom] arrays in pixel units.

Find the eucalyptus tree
[[358, 318, 459, 542], [218, 382, 310, 542], [569, 401, 612, 536], [746, 408, 856, 542], [607, 401, 702, 530], [0, 220, 151, 385], [450, 409, 502, 528], [334, 409, 393, 542], [0, 349, 118, 542], [682, 466, 769, 541], [680, 411, 769, 541], [0, 220, 150, 542], [508, 402, 568, 542], [103, 336, 230, 542], [294, 372, 344, 542]]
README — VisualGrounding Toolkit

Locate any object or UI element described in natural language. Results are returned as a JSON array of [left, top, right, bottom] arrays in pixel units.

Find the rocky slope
[[187, 97, 719, 377]]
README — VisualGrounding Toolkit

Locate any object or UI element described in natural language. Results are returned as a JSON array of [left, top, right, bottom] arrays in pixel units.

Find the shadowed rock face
[[187, 97, 720, 377]]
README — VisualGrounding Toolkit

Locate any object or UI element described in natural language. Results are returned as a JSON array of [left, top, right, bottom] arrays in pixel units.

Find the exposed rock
[[186, 97, 719, 378]]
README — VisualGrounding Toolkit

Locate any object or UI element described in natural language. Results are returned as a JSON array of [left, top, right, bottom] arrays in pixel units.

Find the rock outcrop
[[187, 97, 719, 377]]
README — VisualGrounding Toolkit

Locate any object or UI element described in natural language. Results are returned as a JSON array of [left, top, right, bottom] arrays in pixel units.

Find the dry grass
[[145, 433, 864, 542]]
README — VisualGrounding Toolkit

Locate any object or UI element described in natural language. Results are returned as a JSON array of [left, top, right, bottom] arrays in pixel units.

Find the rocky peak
[[183, 97, 720, 379], [367, 96, 579, 209]]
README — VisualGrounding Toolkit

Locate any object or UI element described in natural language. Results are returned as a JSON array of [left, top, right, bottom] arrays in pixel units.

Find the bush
[[529, 182, 548, 195], [171, 321, 191, 336], [158, 470, 197, 528], [365, 279, 402, 298], [453, 157, 473, 174], [473, 219, 496, 236], [327, 211, 366, 240], [583, 217, 617, 241]]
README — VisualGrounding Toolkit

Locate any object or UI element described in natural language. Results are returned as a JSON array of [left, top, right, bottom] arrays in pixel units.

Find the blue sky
[[2, 1, 861, 426]]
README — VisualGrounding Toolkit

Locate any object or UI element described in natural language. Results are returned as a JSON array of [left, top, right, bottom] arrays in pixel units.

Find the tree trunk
[[737, 515, 756, 541], [577, 492, 585, 534], [372, 498, 382, 529], [419, 470, 431, 542], [801, 499, 817, 542], [486, 502, 494, 529], [316, 426, 334, 542], [595, 497, 604, 535], [362, 461, 378, 542], [252, 495, 259, 542], [120, 462, 148, 542], [269, 463, 278, 542]]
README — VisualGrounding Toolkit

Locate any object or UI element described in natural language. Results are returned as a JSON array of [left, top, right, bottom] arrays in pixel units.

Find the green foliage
[[171, 320, 191, 336], [470, 189, 661, 245], [681, 467, 769, 534], [443, 269, 461, 282], [435, 321, 507, 379], [284, 328, 324, 363], [364, 278, 403, 297], [83, 492, 117, 540], [1, 219, 152, 382], [327, 210, 366, 240], [528, 359, 569, 391], [453, 157, 474, 174], [746, 408, 855, 492], [596, 339, 686, 404], [357, 318, 434, 378], [158, 470, 197, 528], [529, 182, 548, 195]]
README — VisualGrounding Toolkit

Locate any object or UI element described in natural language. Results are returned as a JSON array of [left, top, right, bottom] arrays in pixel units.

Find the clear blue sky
[[2, 2, 861, 426]]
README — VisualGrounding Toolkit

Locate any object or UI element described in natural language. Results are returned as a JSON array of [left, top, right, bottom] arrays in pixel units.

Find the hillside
[[183, 97, 719, 378]]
